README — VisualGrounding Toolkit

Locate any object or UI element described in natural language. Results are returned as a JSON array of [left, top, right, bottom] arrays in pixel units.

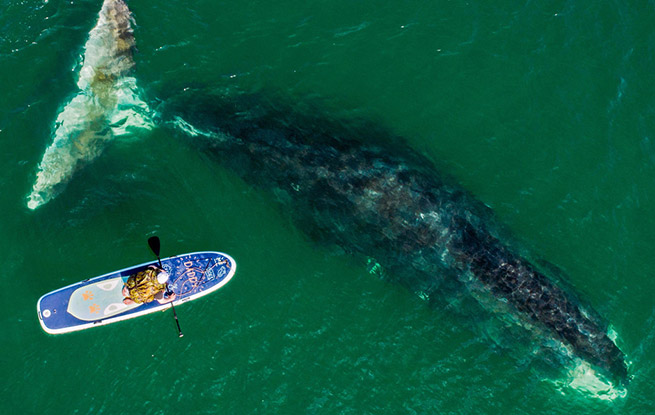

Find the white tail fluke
[[27, 0, 153, 210]]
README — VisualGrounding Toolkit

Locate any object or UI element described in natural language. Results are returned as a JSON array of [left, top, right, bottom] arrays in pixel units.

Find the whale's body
[[168, 96, 628, 383], [28, 0, 628, 385], [27, 0, 152, 210]]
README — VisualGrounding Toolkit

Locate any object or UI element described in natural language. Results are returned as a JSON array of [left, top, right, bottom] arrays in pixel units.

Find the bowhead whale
[[27, 0, 152, 210], [165, 93, 628, 384]]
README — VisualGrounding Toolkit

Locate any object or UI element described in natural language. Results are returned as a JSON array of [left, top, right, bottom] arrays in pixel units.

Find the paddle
[[148, 236, 183, 338]]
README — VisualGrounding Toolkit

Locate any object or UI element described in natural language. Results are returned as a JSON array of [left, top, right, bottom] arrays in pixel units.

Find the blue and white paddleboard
[[37, 251, 236, 334]]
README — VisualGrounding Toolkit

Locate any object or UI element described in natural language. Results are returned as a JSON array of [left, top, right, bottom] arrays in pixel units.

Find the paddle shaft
[[148, 236, 183, 337], [168, 295, 183, 338]]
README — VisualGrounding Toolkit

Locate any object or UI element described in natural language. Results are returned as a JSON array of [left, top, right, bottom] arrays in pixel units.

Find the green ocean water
[[2, 0, 655, 413]]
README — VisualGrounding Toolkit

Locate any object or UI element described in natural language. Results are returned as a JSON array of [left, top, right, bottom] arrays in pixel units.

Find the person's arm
[[155, 290, 176, 304]]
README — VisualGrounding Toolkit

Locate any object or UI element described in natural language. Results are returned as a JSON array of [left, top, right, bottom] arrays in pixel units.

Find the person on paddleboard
[[122, 265, 176, 305]]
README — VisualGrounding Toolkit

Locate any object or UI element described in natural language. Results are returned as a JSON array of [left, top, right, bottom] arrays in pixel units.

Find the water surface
[[2, 0, 655, 413]]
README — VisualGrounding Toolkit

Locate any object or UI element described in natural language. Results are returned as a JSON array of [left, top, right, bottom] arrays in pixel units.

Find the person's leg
[[122, 286, 134, 304]]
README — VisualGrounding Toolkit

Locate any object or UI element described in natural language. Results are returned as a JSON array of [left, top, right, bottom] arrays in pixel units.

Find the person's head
[[157, 270, 170, 284]]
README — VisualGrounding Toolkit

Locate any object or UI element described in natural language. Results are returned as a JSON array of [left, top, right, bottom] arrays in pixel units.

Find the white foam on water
[[171, 116, 225, 141], [552, 360, 627, 401], [27, 0, 153, 210]]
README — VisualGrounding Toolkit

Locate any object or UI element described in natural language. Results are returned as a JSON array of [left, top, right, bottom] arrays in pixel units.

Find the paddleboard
[[37, 251, 236, 334]]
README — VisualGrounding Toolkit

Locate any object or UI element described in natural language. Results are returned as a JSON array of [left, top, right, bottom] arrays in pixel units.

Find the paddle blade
[[148, 236, 161, 257]]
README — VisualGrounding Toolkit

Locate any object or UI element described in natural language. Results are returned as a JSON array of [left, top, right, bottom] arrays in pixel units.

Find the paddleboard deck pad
[[37, 251, 236, 334]]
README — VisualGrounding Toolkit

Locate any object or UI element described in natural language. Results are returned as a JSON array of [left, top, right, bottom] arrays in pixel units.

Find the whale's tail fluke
[[27, 0, 153, 210]]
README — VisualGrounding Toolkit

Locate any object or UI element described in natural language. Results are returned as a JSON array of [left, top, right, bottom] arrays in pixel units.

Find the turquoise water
[[2, 0, 655, 413]]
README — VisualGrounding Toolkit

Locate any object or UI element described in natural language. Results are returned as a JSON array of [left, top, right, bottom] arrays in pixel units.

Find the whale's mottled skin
[[27, 0, 152, 210], [168, 95, 628, 383]]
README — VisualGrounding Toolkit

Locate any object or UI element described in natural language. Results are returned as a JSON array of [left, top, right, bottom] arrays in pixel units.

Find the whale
[[27, 0, 153, 210], [164, 92, 628, 385], [27, 0, 628, 387]]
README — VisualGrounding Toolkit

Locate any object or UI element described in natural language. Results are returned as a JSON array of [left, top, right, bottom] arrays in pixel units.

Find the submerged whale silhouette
[[27, 0, 152, 210], [165, 93, 628, 384], [29, 0, 628, 386]]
